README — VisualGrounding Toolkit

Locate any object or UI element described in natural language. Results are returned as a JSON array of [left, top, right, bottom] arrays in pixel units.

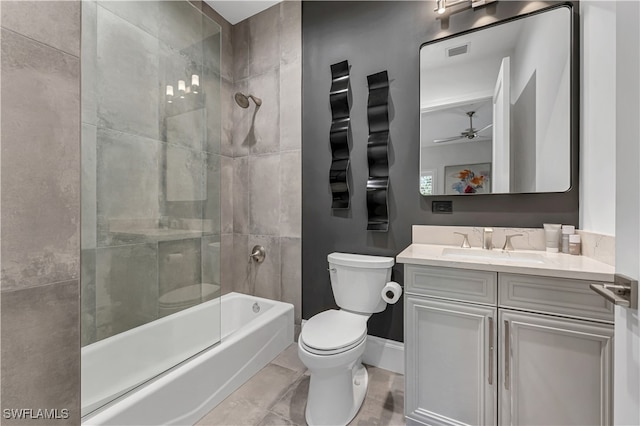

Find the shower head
[[234, 92, 262, 108]]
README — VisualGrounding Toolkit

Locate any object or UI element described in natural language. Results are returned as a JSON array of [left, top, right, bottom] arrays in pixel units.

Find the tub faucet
[[483, 228, 494, 250]]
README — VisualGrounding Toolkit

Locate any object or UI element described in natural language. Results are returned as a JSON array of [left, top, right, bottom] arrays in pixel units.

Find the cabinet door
[[405, 296, 497, 426], [499, 310, 613, 426]]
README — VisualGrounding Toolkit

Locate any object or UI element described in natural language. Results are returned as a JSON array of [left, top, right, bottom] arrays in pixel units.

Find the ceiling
[[205, 0, 283, 25]]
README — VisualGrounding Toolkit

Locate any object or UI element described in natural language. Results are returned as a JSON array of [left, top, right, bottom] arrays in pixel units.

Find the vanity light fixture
[[434, 0, 496, 15]]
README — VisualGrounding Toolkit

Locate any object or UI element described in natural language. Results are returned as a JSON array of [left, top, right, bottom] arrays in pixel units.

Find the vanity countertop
[[397, 243, 615, 282]]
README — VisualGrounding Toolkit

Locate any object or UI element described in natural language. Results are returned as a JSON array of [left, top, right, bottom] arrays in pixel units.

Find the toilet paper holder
[[381, 281, 402, 304]]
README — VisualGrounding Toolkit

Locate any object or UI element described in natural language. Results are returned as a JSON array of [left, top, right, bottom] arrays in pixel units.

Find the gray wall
[[230, 1, 302, 331], [1, 1, 81, 423], [302, 1, 578, 342]]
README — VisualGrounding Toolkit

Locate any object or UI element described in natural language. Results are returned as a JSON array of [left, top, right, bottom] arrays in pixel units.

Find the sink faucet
[[483, 227, 494, 250], [502, 234, 524, 251]]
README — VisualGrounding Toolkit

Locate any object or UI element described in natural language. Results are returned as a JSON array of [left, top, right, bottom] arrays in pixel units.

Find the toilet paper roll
[[381, 281, 402, 304]]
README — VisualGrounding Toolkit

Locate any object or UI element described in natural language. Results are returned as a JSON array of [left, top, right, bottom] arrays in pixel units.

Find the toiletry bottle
[[569, 234, 581, 255], [543, 224, 562, 253], [561, 225, 575, 254]]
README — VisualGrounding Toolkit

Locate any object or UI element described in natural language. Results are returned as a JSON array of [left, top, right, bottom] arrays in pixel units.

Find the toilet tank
[[327, 252, 395, 314]]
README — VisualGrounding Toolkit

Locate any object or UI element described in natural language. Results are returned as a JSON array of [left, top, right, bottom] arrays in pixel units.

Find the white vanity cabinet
[[404, 265, 614, 426]]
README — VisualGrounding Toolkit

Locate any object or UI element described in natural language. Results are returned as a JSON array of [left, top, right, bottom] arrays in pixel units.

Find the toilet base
[[305, 362, 368, 426]]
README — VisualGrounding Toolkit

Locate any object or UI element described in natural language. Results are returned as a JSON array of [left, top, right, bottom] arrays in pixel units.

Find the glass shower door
[[80, 0, 222, 416]]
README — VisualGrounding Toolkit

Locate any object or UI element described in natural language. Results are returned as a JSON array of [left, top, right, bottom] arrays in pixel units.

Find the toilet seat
[[300, 310, 367, 355]]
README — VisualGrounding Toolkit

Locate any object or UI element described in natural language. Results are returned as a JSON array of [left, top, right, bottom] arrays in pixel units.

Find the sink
[[441, 248, 545, 264]]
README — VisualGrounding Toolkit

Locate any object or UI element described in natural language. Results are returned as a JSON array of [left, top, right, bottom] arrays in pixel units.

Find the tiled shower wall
[[0, 1, 81, 423], [229, 2, 303, 329]]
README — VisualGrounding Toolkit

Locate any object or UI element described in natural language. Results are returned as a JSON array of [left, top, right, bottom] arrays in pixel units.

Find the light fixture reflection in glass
[[191, 74, 199, 94], [166, 85, 174, 103], [437, 0, 446, 14], [178, 80, 186, 98]]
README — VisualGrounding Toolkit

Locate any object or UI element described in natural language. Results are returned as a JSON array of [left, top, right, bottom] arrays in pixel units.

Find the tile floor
[[196, 343, 406, 426]]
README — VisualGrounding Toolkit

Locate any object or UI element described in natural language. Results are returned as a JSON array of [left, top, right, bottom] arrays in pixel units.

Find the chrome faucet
[[502, 234, 523, 251], [454, 232, 471, 248], [483, 228, 494, 250]]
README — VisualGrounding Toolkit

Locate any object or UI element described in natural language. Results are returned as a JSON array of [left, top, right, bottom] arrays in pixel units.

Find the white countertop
[[397, 243, 615, 282]]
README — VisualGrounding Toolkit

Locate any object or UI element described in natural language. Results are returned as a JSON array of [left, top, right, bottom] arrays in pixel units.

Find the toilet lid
[[301, 310, 367, 352]]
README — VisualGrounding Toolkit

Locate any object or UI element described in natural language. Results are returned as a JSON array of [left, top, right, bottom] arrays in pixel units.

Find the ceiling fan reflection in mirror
[[433, 111, 493, 143]]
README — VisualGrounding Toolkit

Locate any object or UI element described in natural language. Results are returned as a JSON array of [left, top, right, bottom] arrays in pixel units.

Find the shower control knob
[[249, 245, 266, 263]]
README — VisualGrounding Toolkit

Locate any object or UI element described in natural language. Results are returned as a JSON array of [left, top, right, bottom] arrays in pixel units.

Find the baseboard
[[362, 335, 404, 375], [300, 320, 405, 375]]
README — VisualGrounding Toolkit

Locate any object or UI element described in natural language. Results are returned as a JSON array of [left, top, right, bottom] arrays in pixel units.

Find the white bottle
[[569, 234, 581, 255], [561, 225, 575, 254]]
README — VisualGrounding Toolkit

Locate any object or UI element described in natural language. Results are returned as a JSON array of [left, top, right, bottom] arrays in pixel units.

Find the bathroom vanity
[[398, 228, 616, 426]]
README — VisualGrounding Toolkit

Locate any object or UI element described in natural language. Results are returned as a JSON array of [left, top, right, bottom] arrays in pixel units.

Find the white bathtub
[[82, 292, 294, 425]]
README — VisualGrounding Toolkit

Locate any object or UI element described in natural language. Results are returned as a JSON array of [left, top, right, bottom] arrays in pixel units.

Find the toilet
[[298, 252, 398, 426]]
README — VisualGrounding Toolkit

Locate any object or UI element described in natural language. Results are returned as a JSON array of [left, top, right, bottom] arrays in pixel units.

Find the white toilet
[[298, 252, 398, 426]]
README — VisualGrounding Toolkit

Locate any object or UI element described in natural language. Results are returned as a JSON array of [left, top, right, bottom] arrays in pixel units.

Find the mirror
[[419, 6, 572, 196]]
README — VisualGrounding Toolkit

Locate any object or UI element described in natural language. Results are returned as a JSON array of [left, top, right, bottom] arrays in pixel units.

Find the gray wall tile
[[166, 109, 205, 151], [249, 235, 281, 300], [219, 234, 233, 295], [81, 249, 97, 347], [165, 144, 206, 202], [96, 128, 161, 246], [200, 4, 233, 80], [249, 154, 281, 235], [157, 0, 208, 52], [233, 156, 249, 234], [205, 153, 222, 235], [220, 155, 234, 233], [96, 5, 160, 140], [82, 124, 97, 250], [232, 20, 249, 81], [1, 281, 80, 424], [95, 244, 158, 341], [202, 235, 222, 290], [232, 234, 250, 293], [280, 151, 301, 237], [279, 61, 302, 152], [231, 79, 251, 157], [204, 73, 222, 154], [249, 4, 280, 76], [220, 79, 235, 157], [1, 29, 80, 291], [279, 0, 301, 67], [158, 238, 201, 297], [81, 0, 97, 126], [281, 237, 301, 324], [249, 69, 281, 155], [1, 0, 80, 57], [97, 1, 161, 39]]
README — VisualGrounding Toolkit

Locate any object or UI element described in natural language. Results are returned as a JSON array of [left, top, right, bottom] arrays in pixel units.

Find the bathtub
[[82, 292, 294, 425]]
